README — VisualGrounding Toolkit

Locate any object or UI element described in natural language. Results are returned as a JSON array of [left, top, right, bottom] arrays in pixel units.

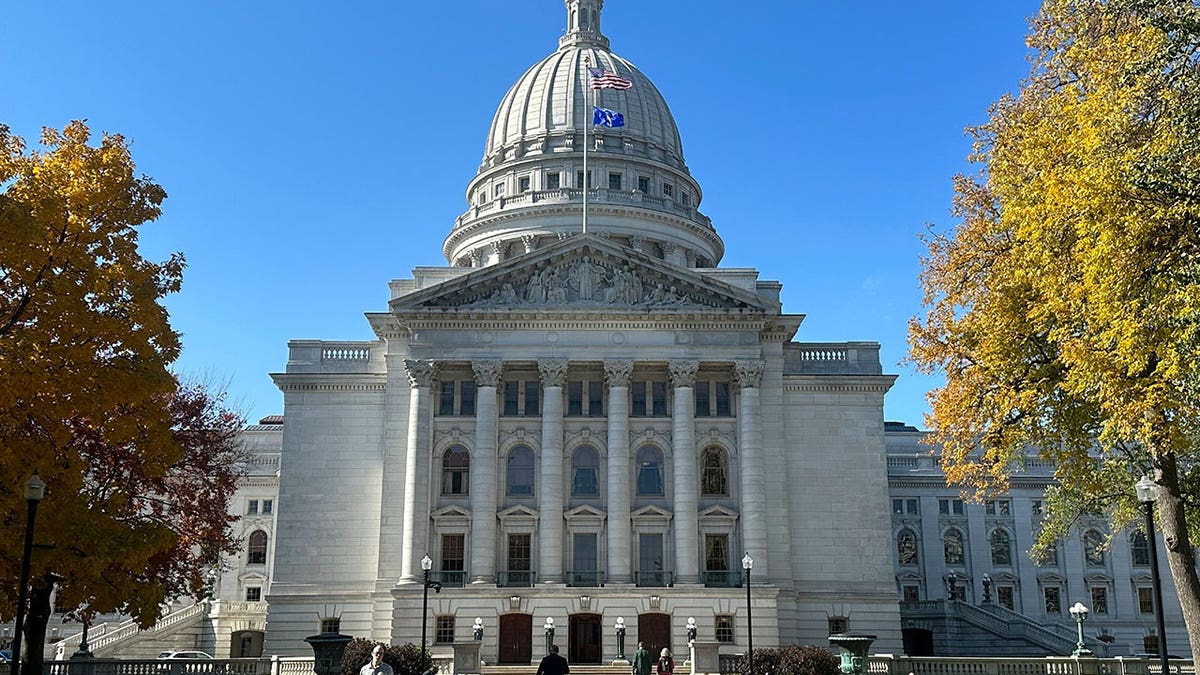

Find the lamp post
[[13, 472, 46, 675], [420, 555, 442, 659], [614, 617, 626, 660], [742, 552, 753, 675], [686, 616, 697, 645], [1136, 475, 1170, 674], [981, 573, 992, 604], [473, 617, 484, 642], [1069, 602, 1093, 657], [543, 617, 555, 656]]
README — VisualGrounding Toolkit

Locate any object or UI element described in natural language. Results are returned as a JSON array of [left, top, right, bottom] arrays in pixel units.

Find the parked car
[[0, 650, 12, 663], [158, 651, 215, 660], [157, 651, 219, 672]]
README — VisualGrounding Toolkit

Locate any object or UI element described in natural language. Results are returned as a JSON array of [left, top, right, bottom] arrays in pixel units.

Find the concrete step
[[482, 664, 692, 675]]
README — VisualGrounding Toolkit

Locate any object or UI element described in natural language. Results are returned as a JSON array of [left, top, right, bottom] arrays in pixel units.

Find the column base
[[610, 660, 630, 666], [470, 577, 496, 586]]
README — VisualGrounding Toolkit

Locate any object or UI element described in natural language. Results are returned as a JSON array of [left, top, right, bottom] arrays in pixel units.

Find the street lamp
[[543, 617, 555, 656], [1136, 475, 1170, 675], [742, 552, 753, 675], [420, 555, 442, 659], [1069, 602, 1093, 657], [13, 472, 46, 675], [981, 573, 992, 604], [686, 616, 697, 644], [614, 617, 626, 660], [473, 617, 484, 642]]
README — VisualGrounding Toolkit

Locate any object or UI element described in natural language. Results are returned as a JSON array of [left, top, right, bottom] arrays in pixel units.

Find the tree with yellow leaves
[[910, 0, 1200, 658], [1, 121, 245, 671]]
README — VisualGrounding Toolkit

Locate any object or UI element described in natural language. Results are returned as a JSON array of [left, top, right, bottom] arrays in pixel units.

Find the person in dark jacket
[[632, 642, 652, 675], [536, 644, 570, 675], [656, 648, 674, 675]]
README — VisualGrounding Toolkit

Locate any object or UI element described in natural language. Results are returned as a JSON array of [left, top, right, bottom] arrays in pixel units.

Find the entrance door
[[637, 613, 671, 665], [569, 613, 603, 664], [902, 627, 934, 656], [499, 613, 533, 664]]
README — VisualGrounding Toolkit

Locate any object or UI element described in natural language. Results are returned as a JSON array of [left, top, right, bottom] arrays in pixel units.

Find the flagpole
[[582, 55, 589, 235]]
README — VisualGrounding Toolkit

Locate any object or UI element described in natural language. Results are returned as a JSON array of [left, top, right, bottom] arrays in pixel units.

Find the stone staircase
[[953, 601, 1099, 656], [52, 601, 208, 659]]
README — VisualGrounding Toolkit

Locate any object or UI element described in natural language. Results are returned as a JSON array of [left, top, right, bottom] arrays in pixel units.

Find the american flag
[[589, 67, 633, 90]]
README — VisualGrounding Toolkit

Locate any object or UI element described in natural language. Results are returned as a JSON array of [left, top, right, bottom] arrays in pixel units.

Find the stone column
[[470, 360, 503, 584], [400, 359, 437, 584], [605, 360, 634, 584], [538, 360, 568, 584], [735, 360, 768, 579], [670, 360, 700, 584]]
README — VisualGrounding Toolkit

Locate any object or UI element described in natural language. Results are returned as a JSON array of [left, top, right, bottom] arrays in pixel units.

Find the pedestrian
[[360, 645, 393, 675], [536, 644, 570, 675], [657, 648, 674, 675], [632, 641, 652, 675]]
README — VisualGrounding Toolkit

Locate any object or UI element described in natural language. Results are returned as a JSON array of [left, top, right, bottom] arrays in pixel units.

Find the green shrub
[[340, 639, 431, 675], [736, 645, 839, 675]]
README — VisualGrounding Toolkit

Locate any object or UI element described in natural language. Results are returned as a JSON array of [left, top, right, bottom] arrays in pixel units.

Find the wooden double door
[[569, 614, 603, 664], [498, 613, 533, 665], [637, 613, 671, 664]]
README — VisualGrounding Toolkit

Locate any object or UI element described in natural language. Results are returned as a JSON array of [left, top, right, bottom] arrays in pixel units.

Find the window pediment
[[631, 505, 673, 525], [499, 504, 540, 526], [432, 505, 472, 526], [698, 505, 739, 525], [564, 505, 607, 524]]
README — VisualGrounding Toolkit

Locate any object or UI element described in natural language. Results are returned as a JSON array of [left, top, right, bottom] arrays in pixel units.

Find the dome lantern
[[560, 0, 610, 50]]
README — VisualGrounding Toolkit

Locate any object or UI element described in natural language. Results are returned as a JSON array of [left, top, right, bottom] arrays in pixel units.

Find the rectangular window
[[246, 587, 262, 602], [518, 176, 531, 193], [508, 534, 532, 585], [439, 382, 456, 415], [638, 533, 665, 586], [460, 381, 476, 416], [1138, 587, 1155, 614], [587, 380, 604, 417], [524, 381, 540, 417], [663, 183, 673, 198], [638, 176, 650, 193], [547, 172, 561, 189], [906, 498, 919, 514], [435, 616, 455, 644], [247, 500, 258, 515], [573, 534, 598, 585], [262, 499, 273, 515], [695, 382, 710, 417], [902, 585, 920, 602], [681, 191, 691, 207], [714, 381, 731, 416], [704, 534, 730, 586], [715, 615, 734, 644], [1044, 586, 1062, 614], [495, 183, 505, 198], [504, 382, 520, 416], [442, 535, 465, 572], [1031, 500, 1043, 515], [568, 381, 584, 416], [998, 586, 1014, 610], [1091, 586, 1108, 614], [651, 381, 667, 416], [827, 617, 849, 636], [576, 170, 591, 188], [985, 499, 1011, 515], [938, 498, 964, 515], [631, 381, 647, 417], [609, 172, 622, 190], [893, 499, 904, 515]]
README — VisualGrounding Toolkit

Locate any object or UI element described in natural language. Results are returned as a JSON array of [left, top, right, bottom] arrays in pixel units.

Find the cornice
[[782, 374, 898, 394], [392, 313, 773, 332], [271, 373, 388, 392]]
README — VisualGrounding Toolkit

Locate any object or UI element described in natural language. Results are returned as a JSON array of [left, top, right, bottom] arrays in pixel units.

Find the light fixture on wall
[[649, 595, 661, 610], [579, 595, 591, 610], [510, 595, 522, 611]]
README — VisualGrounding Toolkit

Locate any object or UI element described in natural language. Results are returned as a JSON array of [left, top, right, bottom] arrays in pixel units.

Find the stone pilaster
[[735, 360, 767, 579], [538, 360, 568, 583], [470, 360, 503, 584], [605, 360, 634, 584], [670, 359, 701, 584], [400, 359, 437, 584]]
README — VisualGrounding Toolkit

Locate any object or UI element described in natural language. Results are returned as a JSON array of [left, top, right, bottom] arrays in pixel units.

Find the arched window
[[507, 445, 535, 496], [700, 447, 728, 496], [1084, 529, 1106, 567], [248, 530, 268, 565], [442, 446, 469, 495], [572, 445, 599, 496], [897, 529, 918, 566], [943, 528, 964, 565], [636, 446, 664, 496], [990, 528, 1012, 566], [1131, 531, 1151, 567]]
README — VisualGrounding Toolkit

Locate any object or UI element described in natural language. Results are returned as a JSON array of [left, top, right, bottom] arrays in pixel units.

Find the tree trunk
[[1156, 452, 1200, 663], [22, 575, 54, 675]]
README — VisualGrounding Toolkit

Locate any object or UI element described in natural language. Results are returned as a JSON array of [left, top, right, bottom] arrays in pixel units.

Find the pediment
[[698, 505, 740, 523], [896, 571, 923, 582], [432, 505, 473, 522], [389, 235, 770, 313], [499, 505, 540, 521], [631, 505, 673, 521], [1037, 572, 1066, 583], [564, 505, 608, 522]]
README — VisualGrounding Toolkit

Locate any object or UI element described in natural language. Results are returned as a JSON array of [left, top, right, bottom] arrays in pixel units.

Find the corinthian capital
[[734, 360, 764, 389], [604, 360, 634, 388], [472, 360, 504, 388], [668, 360, 699, 388], [539, 360, 569, 388], [404, 359, 437, 388]]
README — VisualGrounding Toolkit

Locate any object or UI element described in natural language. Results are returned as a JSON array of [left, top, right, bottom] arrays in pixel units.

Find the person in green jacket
[[632, 642, 652, 675]]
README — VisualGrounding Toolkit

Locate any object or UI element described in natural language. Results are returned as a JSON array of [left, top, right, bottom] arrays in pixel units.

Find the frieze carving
[[668, 360, 699, 388], [734, 361, 764, 389], [603, 360, 633, 388], [472, 360, 504, 387], [466, 255, 701, 308], [404, 359, 437, 388], [539, 360, 569, 387]]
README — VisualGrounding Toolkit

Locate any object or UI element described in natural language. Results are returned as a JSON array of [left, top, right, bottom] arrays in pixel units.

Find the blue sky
[[1, 1, 1041, 428]]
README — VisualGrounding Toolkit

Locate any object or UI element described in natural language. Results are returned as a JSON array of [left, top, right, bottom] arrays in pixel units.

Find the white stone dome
[[444, 0, 723, 270]]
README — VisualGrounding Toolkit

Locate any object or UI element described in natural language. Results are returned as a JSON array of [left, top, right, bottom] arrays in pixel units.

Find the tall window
[[1084, 530, 1106, 567], [571, 446, 600, 496], [638, 533, 665, 585], [694, 381, 732, 417], [997, 586, 1015, 610], [715, 615, 734, 643], [1138, 587, 1155, 614], [567, 379, 604, 416], [630, 380, 668, 417], [984, 499, 1011, 515], [248, 530, 268, 565], [990, 528, 1012, 566], [636, 446, 664, 496], [704, 534, 729, 585], [1044, 586, 1062, 614], [938, 498, 964, 515], [441, 534, 465, 586], [442, 446, 470, 495], [700, 447, 728, 496], [1091, 586, 1109, 614], [547, 172, 561, 189], [507, 446, 535, 496], [897, 529, 919, 566], [502, 380, 541, 417], [572, 533, 599, 585], [1131, 531, 1151, 567], [943, 528, 964, 565], [508, 534, 532, 585]]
